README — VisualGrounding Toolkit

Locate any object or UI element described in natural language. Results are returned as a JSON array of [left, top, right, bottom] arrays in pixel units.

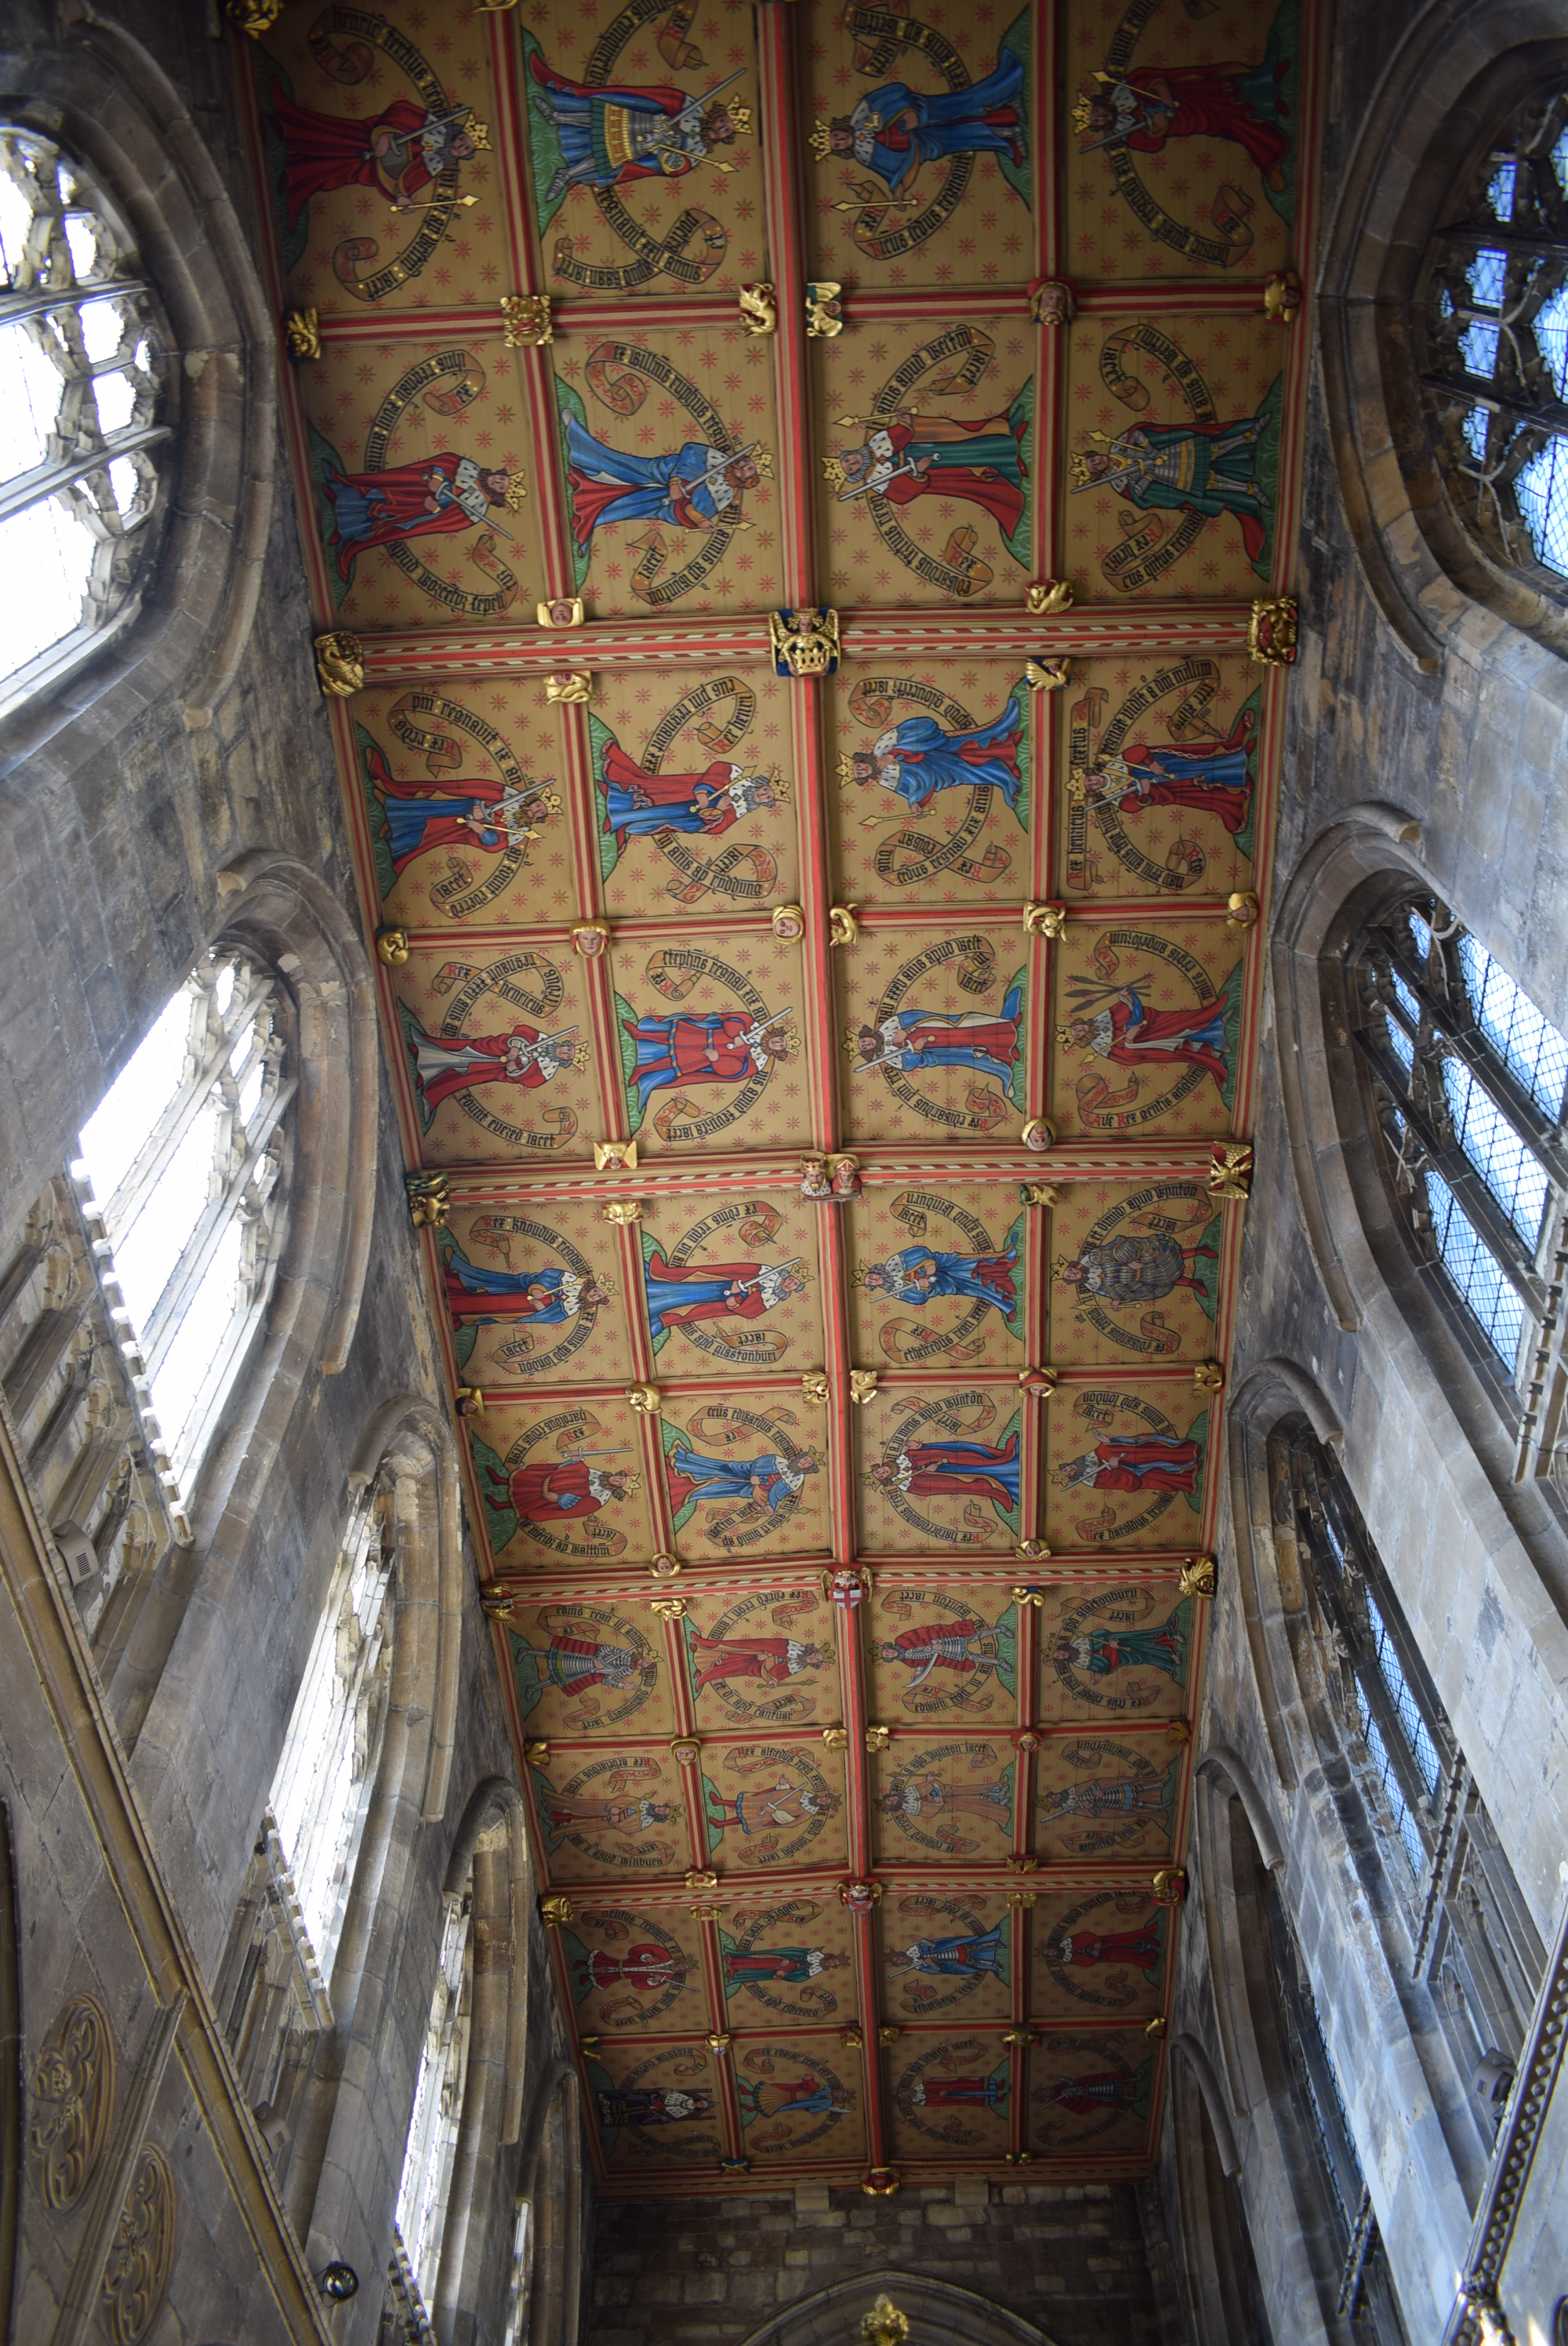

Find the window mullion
[[0, 278, 147, 329], [100, 1004, 238, 1233], [1382, 932, 1568, 1169], [1353, 1028, 1546, 1302], [138, 1075, 297, 1371], [0, 422, 170, 526]]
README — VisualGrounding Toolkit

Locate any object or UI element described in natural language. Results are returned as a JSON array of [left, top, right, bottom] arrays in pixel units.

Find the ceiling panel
[[239, 0, 1321, 2193]]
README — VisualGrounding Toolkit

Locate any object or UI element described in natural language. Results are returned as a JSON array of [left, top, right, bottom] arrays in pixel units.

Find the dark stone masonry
[[586, 2184, 1167, 2346]]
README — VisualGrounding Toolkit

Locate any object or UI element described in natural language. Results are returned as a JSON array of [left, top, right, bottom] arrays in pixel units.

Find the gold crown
[[1068, 448, 1102, 488], [1065, 767, 1088, 804], [1055, 1023, 1079, 1050], [836, 754, 856, 785], [808, 118, 833, 162], [767, 772, 792, 804], [822, 453, 850, 493], [752, 445, 775, 481], [505, 472, 528, 512], [724, 102, 754, 136], [1071, 92, 1094, 136], [466, 116, 493, 152]]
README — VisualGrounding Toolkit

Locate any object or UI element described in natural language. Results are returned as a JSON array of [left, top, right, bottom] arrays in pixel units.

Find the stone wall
[[584, 2183, 1170, 2346]]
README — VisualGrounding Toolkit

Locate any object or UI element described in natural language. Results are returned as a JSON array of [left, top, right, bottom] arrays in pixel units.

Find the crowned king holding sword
[[528, 49, 753, 201]]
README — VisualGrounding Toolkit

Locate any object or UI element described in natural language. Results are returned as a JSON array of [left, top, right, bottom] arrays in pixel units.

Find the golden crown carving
[[820, 453, 850, 494], [808, 118, 833, 161]]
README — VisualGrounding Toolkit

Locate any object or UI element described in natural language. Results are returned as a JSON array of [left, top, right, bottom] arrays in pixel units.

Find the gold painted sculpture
[[281, 307, 321, 361], [770, 607, 840, 677], [739, 283, 778, 336], [1027, 578, 1074, 614], [313, 630, 363, 697], [805, 281, 844, 338], [502, 293, 553, 347]]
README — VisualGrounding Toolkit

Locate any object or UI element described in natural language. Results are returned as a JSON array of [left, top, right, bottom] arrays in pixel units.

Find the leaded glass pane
[[1420, 1165, 1526, 1362], [1456, 932, 1568, 1120], [1440, 1055, 1550, 1244]]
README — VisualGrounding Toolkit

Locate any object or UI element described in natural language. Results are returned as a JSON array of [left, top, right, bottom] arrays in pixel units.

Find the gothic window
[[393, 1879, 474, 2324], [1294, 1440, 1545, 2143], [72, 947, 294, 1496], [0, 126, 166, 714], [1350, 895, 1568, 1474], [213, 1496, 392, 2152], [1419, 87, 1568, 587]]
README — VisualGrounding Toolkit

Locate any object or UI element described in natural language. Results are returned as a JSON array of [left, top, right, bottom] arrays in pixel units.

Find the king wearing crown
[[271, 94, 489, 225], [825, 402, 1028, 544], [566, 418, 769, 553], [811, 44, 1025, 197], [325, 453, 524, 586], [1070, 405, 1272, 567], [529, 49, 750, 201]]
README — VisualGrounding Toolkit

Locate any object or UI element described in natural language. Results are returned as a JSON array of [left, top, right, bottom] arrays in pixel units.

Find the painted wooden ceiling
[[239, 0, 1317, 2198]]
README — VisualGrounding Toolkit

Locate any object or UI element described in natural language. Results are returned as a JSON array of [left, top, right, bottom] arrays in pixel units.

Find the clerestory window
[[1294, 1439, 1544, 2155], [72, 947, 294, 1497], [1419, 86, 1568, 586], [0, 125, 167, 714], [1350, 897, 1568, 1481], [394, 1879, 474, 2324]]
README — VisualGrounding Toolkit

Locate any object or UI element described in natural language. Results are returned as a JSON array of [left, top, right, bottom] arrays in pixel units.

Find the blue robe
[[909, 1439, 1021, 1509], [447, 1251, 573, 1324], [906, 1922, 1005, 1975], [884, 982, 1022, 1092], [880, 1244, 1017, 1314], [855, 53, 1025, 194], [567, 417, 736, 543], [879, 704, 1022, 812], [670, 1446, 798, 1512]]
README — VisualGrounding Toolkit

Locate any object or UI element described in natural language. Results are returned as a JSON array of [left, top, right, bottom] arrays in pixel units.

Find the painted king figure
[[602, 743, 782, 848], [1055, 1433, 1200, 1498], [403, 1014, 579, 1123], [890, 1919, 1006, 1977], [667, 1445, 816, 1516], [821, 45, 1025, 193], [862, 1240, 1018, 1320], [689, 1632, 828, 1692], [1080, 710, 1255, 835], [272, 93, 486, 224], [847, 699, 1023, 815], [368, 746, 555, 877], [829, 405, 1028, 542], [566, 417, 764, 553], [1052, 1919, 1163, 1974], [855, 986, 1024, 1095], [1052, 1615, 1189, 1681], [512, 1629, 641, 1704], [644, 1251, 806, 1345], [326, 454, 519, 585], [529, 49, 747, 202], [877, 1614, 1014, 1688], [441, 1238, 609, 1332], [1065, 986, 1229, 1093], [724, 1944, 851, 1988], [1060, 1232, 1217, 1307], [870, 1437, 1021, 1514], [1071, 410, 1271, 567], [624, 1008, 792, 1111]]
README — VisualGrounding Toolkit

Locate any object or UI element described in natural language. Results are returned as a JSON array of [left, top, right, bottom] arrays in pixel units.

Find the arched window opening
[[72, 945, 295, 1496], [0, 126, 167, 714], [1291, 1436, 1545, 2148], [1348, 895, 1568, 1475], [212, 1493, 392, 2155], [1419, 87, 1568, 586], [500, 2199, 532, 2346], [393, 1875, 474, 2326]]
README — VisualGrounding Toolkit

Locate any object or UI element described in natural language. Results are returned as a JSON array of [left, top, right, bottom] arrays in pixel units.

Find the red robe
[[507, 1461, 606, 1523], [1089, 1437, 1198, 1494], [444, 1270, 561, 1327], [626, 1014, 760, 1088], [1123, 66, 1288, 178], [602, 744, 741, 835], [409, 1026, 552, 1113], [273, 95, 435, 228], [902, 1015, 1020, 1064], [646, 1254, 770, 1330], [691, 1636, 805, 1688], [1057, 1926, 1162, 1968], [368, 746, 524, 874], [1117, 744, 1250, 834], [903, 1439, 1019, 1504], [880, 417, 1026, 539], [887, 1616, 991, 1667], [1097, 997, 1227, 1088], [326, 454, 493, 583]]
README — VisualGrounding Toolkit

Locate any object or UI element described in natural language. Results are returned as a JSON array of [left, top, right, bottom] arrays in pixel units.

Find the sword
[[836, 459, 920, 503]]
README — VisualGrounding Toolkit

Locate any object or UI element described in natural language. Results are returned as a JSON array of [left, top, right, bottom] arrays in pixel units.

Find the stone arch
[[102, 853, 379, 1766], [1316, 0, 1568, 670], [1167, 2041, 1271, 2344], [735, 2272, 1062, 2346], [431, 1781, 534, 2346], [0, 8, 276, 779], [284, 1401, 464, 2277], [514, 2063, 584, 2346]]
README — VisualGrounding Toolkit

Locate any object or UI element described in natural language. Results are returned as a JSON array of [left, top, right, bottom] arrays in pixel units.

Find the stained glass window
[[1421, 89, 1568, 583], [1356, 902, 1563, 1396]]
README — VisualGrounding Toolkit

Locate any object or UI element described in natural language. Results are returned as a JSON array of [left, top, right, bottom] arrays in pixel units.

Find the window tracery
[[73, 947, 294, 1494], [1350, 896, 1568, 1476], [393, 1879, 474, 2323], [0, 127, 167, 713], [1420, 88, 1568, 586], [1292, 1438, 1545, 2142]]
